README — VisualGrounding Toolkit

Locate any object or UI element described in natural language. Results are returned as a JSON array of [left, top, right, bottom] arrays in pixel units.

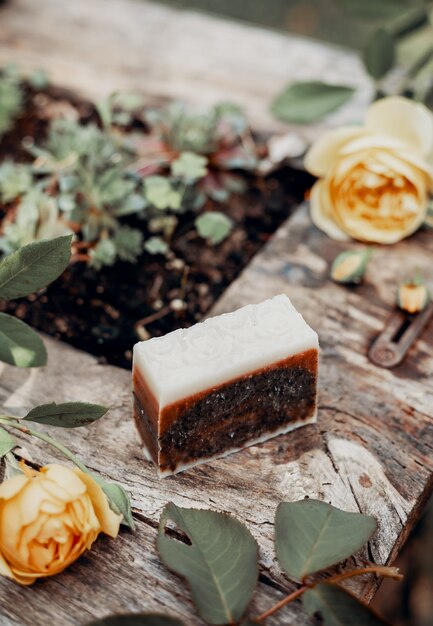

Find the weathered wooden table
[[0, 1, 432, 625]]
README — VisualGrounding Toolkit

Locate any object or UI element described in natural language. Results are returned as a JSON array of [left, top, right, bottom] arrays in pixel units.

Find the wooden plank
[[0, 0, 432, 622], [0, 0, 372, 140], [0, 206, 432, 625]]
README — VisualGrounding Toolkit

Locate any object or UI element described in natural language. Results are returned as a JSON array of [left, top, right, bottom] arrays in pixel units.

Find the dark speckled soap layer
[[133, 348, 318, 474]]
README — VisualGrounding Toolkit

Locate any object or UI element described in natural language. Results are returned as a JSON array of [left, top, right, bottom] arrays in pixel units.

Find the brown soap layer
[[134, 348, 317, 474], [133, 367, 159, 465]]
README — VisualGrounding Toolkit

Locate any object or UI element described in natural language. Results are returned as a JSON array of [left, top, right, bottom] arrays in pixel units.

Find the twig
[[254, 565, 402, 622]]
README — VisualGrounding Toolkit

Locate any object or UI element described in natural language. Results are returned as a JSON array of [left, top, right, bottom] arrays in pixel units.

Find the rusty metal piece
[[368, 301, 433, 368]]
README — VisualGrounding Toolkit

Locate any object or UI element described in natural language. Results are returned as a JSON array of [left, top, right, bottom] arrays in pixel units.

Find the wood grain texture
[[0, 207, 432, 626], [0, 0, 432, 623], [0, 0, 372, 140]]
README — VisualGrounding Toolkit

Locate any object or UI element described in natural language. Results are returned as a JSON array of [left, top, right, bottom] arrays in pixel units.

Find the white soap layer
[[133, 293, 319, 408]]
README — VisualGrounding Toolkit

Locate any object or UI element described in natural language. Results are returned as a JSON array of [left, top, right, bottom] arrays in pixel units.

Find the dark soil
[[0, 83, 313, 369]]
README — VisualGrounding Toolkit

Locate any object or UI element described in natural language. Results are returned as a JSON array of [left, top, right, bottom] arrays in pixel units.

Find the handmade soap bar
[[133, 294, 319, 476]]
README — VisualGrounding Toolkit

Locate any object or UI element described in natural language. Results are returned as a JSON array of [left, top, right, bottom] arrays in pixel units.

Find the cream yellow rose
[[0, 464, 122, 585], [305, 97, 433, 243]]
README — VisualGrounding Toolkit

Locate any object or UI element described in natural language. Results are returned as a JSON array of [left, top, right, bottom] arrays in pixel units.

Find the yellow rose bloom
[[305, 97, 433, 244], [0, 464, 122, 585]]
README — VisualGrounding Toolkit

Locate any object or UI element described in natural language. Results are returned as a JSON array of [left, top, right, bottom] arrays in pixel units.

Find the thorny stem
[[0, 416, 89, 473], [254, 565, 402, 622]]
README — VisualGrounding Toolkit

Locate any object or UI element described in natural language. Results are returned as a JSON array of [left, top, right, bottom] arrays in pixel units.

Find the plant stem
[[398, 44, 433, 95], [408, 45, 433, 80], [254, 565, 402, 622], [388, 5, 430, 39], [255, 586, 307, 622], [325, 565, 403, 585], [0, 416, 89, 473]]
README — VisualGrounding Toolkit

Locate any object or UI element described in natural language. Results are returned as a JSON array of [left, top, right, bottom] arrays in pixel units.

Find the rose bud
[[331, 249, 371, 284], [305, 97, 433, 244], [0, 463, 122, 585], [397, 279, 430, 314]]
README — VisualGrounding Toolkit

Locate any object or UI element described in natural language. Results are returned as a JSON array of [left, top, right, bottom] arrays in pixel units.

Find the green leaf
[[0, 427, 17, 458], [144, 176, 182, 211], [271, 81, 355, 124], [0, 235, 72, 300], [303, 583, 390, 625], [0, 162, 32, 203], [86, 615, 185, 626], [195, 212, 233, 245], [24, 402, 108, 428], [0, 313, 47, 368], [171, 152, 208, 180], [0, 70, 24, 136], [144, 236, 169, 256], [28, 69, 49, 90], [363, 29, 396, 79], [114, 192, 146, 216], [89, 239, 117, 270], [4, 450, 24, 478], [275, 500, 377, 581], [158, 503, 258, 625], [337, 0, 410, 20], [91, 473, 135, 530]]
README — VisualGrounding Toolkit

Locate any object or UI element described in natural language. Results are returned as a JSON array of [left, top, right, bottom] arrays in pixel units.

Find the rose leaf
[[275, 499, 377, 580], [0, 235, 72, 300], [0, 426, 17, 458], [270, 81, 355, 124], [0, 313, 47, 368], [158, 502, 259, 625], [24, 402, 108, 427], [303, 583, 390, 625]]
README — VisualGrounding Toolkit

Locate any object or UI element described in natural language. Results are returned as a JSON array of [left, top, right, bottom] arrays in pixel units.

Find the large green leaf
[[270, 81, 355, 124], [0, 427, 16, 458], [0, 313, 47, 367], [91, 473, 135, 530], [337, 0, 410, 20], [363, 29, 396, 79], [158, 503, 259, 625], [86, 615, 185, 626], [0, 235, 72, 300], [303, 583, 390, 625], [24, 402, 108, 427], [275, 500, 377, 581]]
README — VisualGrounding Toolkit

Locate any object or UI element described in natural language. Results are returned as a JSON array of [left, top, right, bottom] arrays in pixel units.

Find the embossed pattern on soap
[[135, 294, 318, 408], [133, 294, 319, 476]]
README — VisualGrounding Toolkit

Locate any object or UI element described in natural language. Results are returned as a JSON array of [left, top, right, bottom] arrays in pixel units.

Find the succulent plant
[[0, 187, 72, 255], [0, 67, 24, 137], [126, 101, 257, 205], [0, 98, 259, 267], [0, 119, 147, 266]]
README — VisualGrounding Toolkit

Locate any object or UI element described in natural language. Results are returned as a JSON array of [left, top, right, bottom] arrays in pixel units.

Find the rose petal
[[309, 181, 351, 241], [304, 127, 366, 177], [75, 470, 122, 538], [366, 96, 433, 157], [0, 475, 29, 501], [41, 465, 87, 499], [0, 534, 16, 582]]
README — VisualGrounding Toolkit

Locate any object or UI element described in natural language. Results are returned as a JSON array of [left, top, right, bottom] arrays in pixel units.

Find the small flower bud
[[330, 249, 371, 284], [397, 279, 430, 314]]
